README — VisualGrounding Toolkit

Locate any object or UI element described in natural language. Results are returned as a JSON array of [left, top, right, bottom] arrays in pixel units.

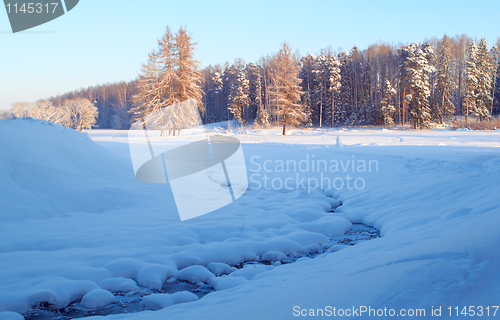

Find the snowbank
[[1, 120, 500, 319]]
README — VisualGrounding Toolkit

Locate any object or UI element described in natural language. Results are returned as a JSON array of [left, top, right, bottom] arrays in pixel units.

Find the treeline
[[45, 81, 139, 130], [21, 33, 500, 130]]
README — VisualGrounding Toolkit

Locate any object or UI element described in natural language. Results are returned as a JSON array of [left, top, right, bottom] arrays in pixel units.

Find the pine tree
[[212, 71, 223, 121], [228, 70, 250, 125], [432, 34, 455, 124], [400, 43, 435, 129], [299, 55, 315, 127], [245, 63, 262, 122], [270, 43, 305, 135], [255, 105, 270, 127], [473, 38, 493, 121], [337, 52, 352, 126], [312, 55, 327, 127], [493, 62, 500, 115], [380, 80, 396, 128], [464, 41, 478, 125]]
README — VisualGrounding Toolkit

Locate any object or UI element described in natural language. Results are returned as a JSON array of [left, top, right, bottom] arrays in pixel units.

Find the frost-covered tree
[[493, 62, 500, 115], [432, 35, 455, 124], [473, 38, 493, 121], [380, 80, 396, 128], [211, 71, 223, 121], [337, 52, 353, 126], [31, 100, 70, 126], [10, 100, 70, 126], [64, 98, 98, 131], [270, 43, 305, 135], [399, 43, 435, 129], [245, 62, 262, 122], [299, 54, 315, 127], [312, 54, 340, 127], [464, 41, 478, 125], [130, 50, 162, 127], [131, 26, 203, 135], [255, 105, 270, 127], [228, 70, 250, 125]]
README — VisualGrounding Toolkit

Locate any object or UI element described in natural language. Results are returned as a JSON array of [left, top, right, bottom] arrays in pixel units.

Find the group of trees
[[130, 26, 203, 136], [5, 30, 500, 134], [201, 35, 500, 131], [8, 98, 97, 131]]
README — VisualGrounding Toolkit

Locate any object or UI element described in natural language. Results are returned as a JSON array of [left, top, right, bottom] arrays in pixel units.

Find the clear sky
[[1, 0, 499, 110]]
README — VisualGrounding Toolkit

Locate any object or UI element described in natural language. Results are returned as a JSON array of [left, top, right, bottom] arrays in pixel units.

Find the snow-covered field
[[1, 119, 500, 320]]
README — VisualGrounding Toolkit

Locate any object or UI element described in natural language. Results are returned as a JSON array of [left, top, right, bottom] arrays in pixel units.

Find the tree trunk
[[465, 100, 469, 126], [319, 84, 323, 128], [402, 88, 406, 125], [282, 120, 286, 136], [441, 92, 445, 124], [331, 92, 335, 128]]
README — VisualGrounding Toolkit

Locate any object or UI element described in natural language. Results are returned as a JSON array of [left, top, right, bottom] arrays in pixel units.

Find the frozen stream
[[24, 223, 379, 320]]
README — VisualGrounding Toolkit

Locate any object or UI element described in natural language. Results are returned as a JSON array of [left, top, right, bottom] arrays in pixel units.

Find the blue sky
[[1, 0, 499, 110]]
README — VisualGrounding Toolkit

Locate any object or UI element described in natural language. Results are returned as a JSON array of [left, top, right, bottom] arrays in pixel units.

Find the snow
[[1, 119, 500, 319], [176, 265, 215, 284], [98, 278, 140, 293], [206, 262, 237, 276], [80, 289, 115, 309], [0, 312, 24, 320], [140, 291, 199, 311], [261, 251, 287, 262]]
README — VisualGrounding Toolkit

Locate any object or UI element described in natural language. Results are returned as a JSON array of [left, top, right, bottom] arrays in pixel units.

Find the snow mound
[[80, 289, 115, 309], [140, 292, 199, 311], [99, 278, 139, 293], [176, 265, 215, 284], [206, 262, 237, 276], [0, 312, 24, 320], [261, 251, 287, 262], [0, 119, 170, 222]]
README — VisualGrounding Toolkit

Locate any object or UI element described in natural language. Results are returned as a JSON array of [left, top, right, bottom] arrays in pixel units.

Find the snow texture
[[80, 289, 115, 309], [1, 119, 500, 320]]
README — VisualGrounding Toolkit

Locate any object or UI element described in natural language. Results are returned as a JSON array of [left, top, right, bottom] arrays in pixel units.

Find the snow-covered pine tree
[[270, 43, 305, 135], [464, 41, 478, 125], [400, 43, 435, 129], [493, 62, 500, 116], [211, 71, 223, 122], [432, 34, 455, 124], [222, 61, 244, 121], [311, 54, 340, 128], [380, 80, 397, 128], [491, 46, 500, 116], [255, 105, 270, 127], [327, 54, 341, 127], [245, 63, 262, 122], [228, 70, 250, 125], [337, 51, 352, 127], [312, 55, 328, 127], [299, 54, 315, 127], [473, 38, 493, 121], [398, 44, 414, 126]]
